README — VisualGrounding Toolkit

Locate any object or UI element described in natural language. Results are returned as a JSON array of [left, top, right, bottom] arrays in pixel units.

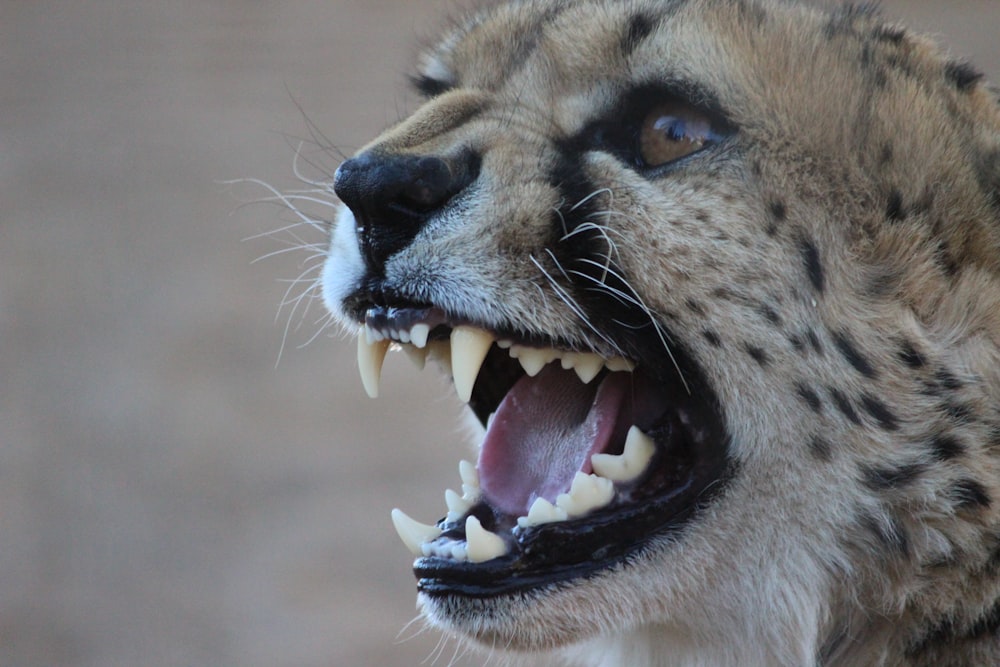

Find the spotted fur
[[320, 0, 1000, 664]]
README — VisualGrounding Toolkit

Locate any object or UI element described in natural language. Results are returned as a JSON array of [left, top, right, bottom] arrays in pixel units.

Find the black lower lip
[[415, 440, 736, 599]]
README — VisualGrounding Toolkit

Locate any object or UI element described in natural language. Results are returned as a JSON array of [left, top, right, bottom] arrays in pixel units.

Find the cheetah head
[[319, 0, 1000, 664]]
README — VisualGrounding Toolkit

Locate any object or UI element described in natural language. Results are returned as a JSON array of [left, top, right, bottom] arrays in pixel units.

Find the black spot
[[808, 435, 833, 461], [621, 12, 656, 56], [862, 462, 925, 491], [898, 340, 926, 369], [758, 304, 781, 326], [702, 330, 722, 347], [974, 148, 1000, 213], [833, 331, 876, 379], [951, 478, 992, 510], [934, 240, 960, 277], [806, 329, 823, 354], [879, 142, 894, 165], [944, 60, 985, 92], [860, 394, 899, 430], [873, 24, 906, 44], [796, 383, 823, 413], [886, 190, 906, 221], [966, 600, 1000, 640], [800, 238, 824, 293], [930, 434, 965, 461], [685, 298, 705, 316], [944, 401, 974, 424], [745, 344, 769, 366], [860, 510, 909, 556], [935, 369, 962, 390], [409, 74, 452, 98], [769, 199, 787, 222], [829, 387, 861, 425], [788, 333, 805, 353]]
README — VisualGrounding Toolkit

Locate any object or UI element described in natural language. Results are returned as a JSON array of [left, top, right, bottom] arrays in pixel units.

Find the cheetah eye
[[639, 101, 723, 168]]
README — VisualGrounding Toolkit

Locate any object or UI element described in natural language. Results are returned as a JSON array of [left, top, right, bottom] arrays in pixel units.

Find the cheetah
[[317, 0, 1000, 664]]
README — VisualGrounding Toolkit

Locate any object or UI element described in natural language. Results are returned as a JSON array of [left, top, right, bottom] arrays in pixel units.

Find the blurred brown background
[[1, 1, 996, 666]]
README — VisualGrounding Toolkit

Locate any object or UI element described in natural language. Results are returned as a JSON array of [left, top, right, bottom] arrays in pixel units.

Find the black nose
[[333, 151, 479, 275]]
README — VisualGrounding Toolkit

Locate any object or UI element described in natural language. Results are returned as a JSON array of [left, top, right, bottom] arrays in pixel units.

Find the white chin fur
[[321, 206, 365, 321]]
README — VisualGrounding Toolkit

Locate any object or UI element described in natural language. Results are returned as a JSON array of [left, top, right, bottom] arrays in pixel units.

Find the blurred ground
[[0, 1, 996, 666]]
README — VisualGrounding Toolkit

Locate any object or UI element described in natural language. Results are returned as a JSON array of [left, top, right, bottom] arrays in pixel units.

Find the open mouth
[[356, 303, 731, 598]]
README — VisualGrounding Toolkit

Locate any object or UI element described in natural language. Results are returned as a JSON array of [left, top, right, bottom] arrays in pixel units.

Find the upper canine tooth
[[358, 328, 391, 398], [390, 508, 442, 556], [450, 326, 494, 403], [409, 323, 430, 348], [591, 425, 656, 482], [517, 496, 569, 528], [555, 472, 614, 517], [464, 515, 507, 563]]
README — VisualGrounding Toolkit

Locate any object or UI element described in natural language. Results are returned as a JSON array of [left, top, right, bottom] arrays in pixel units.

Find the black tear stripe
[[545, 149, 669, 360], [799, 238, 825, 293], [833, 331, 876, 379]]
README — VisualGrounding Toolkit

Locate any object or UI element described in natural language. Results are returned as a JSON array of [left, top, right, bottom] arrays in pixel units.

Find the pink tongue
[[477, 364, 631, 517]]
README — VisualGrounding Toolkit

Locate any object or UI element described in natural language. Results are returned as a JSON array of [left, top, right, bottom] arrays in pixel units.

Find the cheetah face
[[320, 0, 1000, 661]]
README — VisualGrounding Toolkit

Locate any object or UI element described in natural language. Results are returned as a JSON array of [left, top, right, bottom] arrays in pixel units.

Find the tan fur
[[321, 1, 1000, 664]]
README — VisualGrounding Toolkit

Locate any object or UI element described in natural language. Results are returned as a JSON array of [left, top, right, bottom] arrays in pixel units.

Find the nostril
[[333, 150, 480, 275]]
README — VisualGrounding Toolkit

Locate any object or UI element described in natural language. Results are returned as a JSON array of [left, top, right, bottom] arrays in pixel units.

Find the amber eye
[[639, 102, 719, 167]]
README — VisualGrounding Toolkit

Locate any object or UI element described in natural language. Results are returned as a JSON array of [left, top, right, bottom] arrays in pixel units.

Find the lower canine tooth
[[358, 328, 391, 398], [390, 509, 442, 556], [517, 497, 569, 528], [555, 472, 614, 517], [591, 425, 656, 482], [450, 326, 495, 403], [464, 515, 507, 563]]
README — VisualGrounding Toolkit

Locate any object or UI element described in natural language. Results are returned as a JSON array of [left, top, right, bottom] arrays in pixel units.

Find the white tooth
[[464, 515, 507, 563], [568, 353, 604, 384], [358, 329, 391, 398], [364, 324, 383, 344], [512, 346, 556, 376], [450, 326, 495, 403], [517, 497, 569, 528], [410, 323, 430, 348], [604, 357, 635, 372], [459, 460, 480, 489], [426, 340, 452, 375], [390, 508, 442, 556], [555, 472, 615, 517], [397, 328, 411, 344], [450, 543, 469, 562], [401, 344, 428, 370], [591, 425, 656, 482], [497, 339, 513, 349], [445, 488, 472, 522]]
